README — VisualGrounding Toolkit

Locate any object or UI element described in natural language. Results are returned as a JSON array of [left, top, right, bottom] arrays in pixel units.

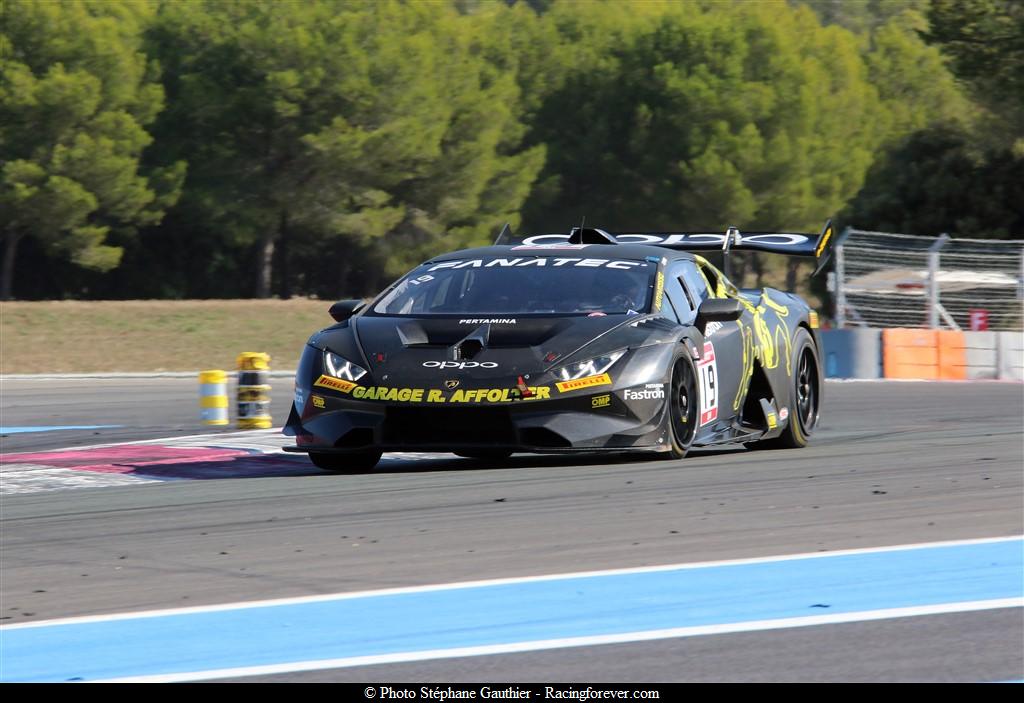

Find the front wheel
[[663, 354, 699, 459], [758, 327, 821, 449], [309, 450, 382, 473]]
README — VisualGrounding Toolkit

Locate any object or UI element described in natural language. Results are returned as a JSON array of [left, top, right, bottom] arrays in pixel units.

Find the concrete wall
[[820, 328, 1022, 381], [821, 329, 881, 379]]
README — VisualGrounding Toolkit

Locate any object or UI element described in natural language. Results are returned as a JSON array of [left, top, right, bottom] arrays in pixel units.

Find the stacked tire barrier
[[198, 370, 229, 426], [821, 329, 1023, 380], [236, 352, 272, 429]]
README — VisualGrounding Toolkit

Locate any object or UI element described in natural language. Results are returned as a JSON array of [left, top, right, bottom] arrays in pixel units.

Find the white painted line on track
[[3, 428, 285, 455], [5, 535, 1020, 631], [92, 597, 1024, 682]]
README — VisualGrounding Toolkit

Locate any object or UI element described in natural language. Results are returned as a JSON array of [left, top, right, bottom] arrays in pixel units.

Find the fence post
[[835, 240, 846, 329], [927, 233, 950, 329]]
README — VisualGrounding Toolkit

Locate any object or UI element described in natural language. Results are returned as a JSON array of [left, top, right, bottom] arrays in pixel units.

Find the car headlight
[[553, 350, 625, 381], [324, 350, 367, 381]]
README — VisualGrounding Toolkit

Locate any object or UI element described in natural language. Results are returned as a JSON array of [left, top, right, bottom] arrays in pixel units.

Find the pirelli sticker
[[555, 373, 612, 393], [314, 375, 358, 393]]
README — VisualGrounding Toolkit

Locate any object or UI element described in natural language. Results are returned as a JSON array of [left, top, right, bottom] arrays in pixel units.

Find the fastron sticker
[[623, 384, 665, 401]]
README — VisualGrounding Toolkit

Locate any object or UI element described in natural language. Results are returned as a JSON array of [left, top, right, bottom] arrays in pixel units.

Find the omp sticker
[[591, 394, 611, 408], [653, 271, 665, 311], [697, 342, 718, 426], [313, 375, 358, 393], [555, 373, 612, 393], [311, 395, 325, 409], [623, 385, 665, 401]]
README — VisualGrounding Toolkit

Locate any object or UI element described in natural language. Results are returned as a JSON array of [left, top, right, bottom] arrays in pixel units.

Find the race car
[[283, 222, 834, 472]]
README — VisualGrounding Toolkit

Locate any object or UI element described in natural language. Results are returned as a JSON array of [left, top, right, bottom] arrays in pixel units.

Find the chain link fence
[[834, 229, 1024, 331]]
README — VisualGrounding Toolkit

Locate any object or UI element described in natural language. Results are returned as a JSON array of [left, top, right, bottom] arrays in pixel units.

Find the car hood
[[312, 314, 674, 385]]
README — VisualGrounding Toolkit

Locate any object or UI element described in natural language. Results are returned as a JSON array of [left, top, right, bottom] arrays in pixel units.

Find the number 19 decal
[[697, 342, 718, 426]]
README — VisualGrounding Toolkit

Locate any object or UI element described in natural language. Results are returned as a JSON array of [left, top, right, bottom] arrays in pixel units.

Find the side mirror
[[328, 299, 365, 323], [696, 298, 743, 328]]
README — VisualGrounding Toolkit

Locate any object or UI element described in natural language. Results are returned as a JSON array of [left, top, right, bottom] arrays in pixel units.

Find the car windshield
[[370, 256, 656, 316]]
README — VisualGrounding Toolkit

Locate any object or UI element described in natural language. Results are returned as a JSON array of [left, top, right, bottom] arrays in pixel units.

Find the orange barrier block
[[937, 330, 967, 380], [883, 329, 938, 379]]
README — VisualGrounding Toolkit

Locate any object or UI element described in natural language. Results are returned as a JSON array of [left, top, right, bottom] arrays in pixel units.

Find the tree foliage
[[0, 0, 183, 299], [924, 0, 1024, 144], [520, 1, 962, 235], [142, 0, 542, 298], [2, 0, 1017, 300]]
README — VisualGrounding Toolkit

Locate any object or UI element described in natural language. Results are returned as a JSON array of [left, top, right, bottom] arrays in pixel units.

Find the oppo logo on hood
[[423, 361, 499, 369]]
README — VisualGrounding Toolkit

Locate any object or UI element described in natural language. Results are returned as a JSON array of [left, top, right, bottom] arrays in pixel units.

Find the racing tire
[[664, 353, 699, 460], [753, 327, 821, 449], [309, 450, 382, 473], [454, 450, 514, 461]]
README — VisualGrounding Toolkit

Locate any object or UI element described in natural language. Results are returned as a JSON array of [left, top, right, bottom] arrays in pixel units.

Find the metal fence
[[834, 229, 1024, 331]]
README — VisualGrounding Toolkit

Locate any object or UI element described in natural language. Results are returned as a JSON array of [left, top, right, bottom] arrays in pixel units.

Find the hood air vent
[[454, 324, 489, 360]]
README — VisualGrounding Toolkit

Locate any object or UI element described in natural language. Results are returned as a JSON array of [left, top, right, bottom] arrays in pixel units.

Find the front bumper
[[284, 384, 671, 454], [286, 342, 677, 454]]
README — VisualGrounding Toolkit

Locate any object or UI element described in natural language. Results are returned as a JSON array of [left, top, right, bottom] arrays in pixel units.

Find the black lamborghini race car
[[283, 223, 834, 471]]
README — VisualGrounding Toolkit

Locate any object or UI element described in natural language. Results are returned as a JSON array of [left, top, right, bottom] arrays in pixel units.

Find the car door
[[676, 260, 746, 433]]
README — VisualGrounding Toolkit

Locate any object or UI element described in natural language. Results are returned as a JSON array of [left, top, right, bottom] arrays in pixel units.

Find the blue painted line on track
[[0, 425, 122, 434], [2, 539, 1021, 682]]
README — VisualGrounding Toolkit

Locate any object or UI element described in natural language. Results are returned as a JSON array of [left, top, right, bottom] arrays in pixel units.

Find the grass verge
[[1, 299, 337, 374]]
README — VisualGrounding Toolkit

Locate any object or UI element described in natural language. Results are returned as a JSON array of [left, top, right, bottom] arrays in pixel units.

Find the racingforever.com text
[[366, 687, 661, 700]]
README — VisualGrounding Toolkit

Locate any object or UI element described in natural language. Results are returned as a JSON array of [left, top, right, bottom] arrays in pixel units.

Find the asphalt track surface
[[1, 378, 1022, 682]]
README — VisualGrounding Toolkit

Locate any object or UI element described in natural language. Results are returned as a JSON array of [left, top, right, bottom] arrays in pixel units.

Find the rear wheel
[[757, 327, 821, 449], [309, 450, 382, 473], [664, 354, 699, 459]]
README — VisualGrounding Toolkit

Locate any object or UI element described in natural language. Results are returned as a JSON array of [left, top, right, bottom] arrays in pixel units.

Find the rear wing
[[498, 220, 836, 276]]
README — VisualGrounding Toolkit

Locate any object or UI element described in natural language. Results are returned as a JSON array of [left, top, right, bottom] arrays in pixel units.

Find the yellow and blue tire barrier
[[198, 370, 229, 426], [237, 352, 272, 429]]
